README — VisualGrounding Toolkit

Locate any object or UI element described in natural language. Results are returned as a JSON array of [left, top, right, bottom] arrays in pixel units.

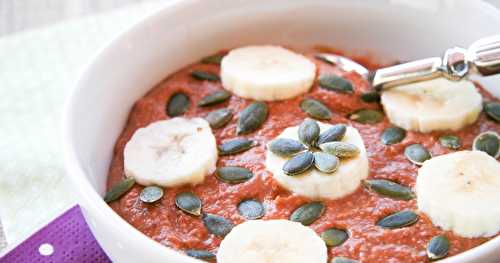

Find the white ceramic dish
[[62, 0, 500, 262]]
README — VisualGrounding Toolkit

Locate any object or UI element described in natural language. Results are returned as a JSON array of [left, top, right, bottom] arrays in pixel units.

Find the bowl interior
[[64, 0, 500, 262]]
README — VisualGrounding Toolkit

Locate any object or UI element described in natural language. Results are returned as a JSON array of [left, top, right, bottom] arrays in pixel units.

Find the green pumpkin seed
[[363, 179, 414, 200], [313, 152, 339, 173], [237, 102, 268, 134], [237, 199, 265, 220], [321, 228, 348, 247], [201, 54, 225, 65], [484, 101, 500, 122], [218, 138, 255, 156], [104, 177, 135, 203], [376, 210, 419, 229], [427, 235, 450, 261], [139, 186, 164, 203], [331, 257, 359, 263], [319, 142, 360, 158], [283, 151, 314, 176], [360, 90, 381, 103], [268, 138, 307, 157], [318, 74, 354, 93], [298, 118, 320, 147], [439, 135, 461, 150], [349, 109, 384, 124], [290, 201, 325, 225], [473, 131, 499, 158], [381, 127, 406, 145], [300, 98, 332, 120], [404, 144, 431, 165], [166, 92, 190, 117], [202, 213, 234, 237], [186, 249, 215, 261], [316, 124, 346, 145], [191, 70, 220, 81], [205, 108, 233, 129], [175, 192, 202, 216], [216, 166, 254, 184], [198, 90, 231, 107], [314, 54, 335, 65]]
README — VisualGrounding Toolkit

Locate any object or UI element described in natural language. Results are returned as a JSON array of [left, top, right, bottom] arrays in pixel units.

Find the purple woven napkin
[[0, 205, 111, 263]]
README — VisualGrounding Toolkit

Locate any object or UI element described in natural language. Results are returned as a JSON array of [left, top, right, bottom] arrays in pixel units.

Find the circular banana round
[[124, 118, 217, 187], [265, 121, 369, 199], [220, 45, 316, 101], [381, 78, 482, 133], [416, 151, 500, 238], [217, 220, 327, 263]]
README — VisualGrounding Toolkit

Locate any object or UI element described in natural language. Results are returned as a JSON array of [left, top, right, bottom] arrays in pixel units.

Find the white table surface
[[0, 0, 154, 36]]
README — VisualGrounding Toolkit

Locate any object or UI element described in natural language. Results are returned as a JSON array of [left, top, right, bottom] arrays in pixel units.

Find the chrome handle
[[372, 58, 443, 90], [468, 35, 500, 76], [373, 35, 500, 90]]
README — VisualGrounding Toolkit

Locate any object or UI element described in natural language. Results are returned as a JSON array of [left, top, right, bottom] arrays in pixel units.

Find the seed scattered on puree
[[106, 48, 499, 263]]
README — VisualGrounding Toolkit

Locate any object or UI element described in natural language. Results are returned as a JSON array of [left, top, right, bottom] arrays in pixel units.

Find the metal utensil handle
[[373, 35, 500, 90], [469, 35, 500, 76], [372, 58, 443, 90]]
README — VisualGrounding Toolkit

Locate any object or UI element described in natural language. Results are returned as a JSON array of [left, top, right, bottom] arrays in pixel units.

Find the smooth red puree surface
[[107, 49, 499, 262]]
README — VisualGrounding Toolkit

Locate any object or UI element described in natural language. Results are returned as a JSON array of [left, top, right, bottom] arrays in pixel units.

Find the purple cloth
[[1, 205, 111, 263]]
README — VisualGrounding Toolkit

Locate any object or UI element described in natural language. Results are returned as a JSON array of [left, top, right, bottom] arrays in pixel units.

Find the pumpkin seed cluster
[[269, 118, 358, 176]]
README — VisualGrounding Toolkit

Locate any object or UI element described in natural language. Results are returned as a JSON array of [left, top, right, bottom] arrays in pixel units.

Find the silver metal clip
[[373, 35, 500, 90]]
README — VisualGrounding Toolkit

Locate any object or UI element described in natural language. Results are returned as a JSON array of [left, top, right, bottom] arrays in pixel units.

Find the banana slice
[[416, 151, 500, 237], [124, 118, 217, 187], [217, 219, 327, 263], [220, 45, 316, 101], [381, 78, 482, 132], [265, 121, 369, 199]]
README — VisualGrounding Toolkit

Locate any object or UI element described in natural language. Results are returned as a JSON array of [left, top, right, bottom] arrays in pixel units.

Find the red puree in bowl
[[107, 49, 499, 262]]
